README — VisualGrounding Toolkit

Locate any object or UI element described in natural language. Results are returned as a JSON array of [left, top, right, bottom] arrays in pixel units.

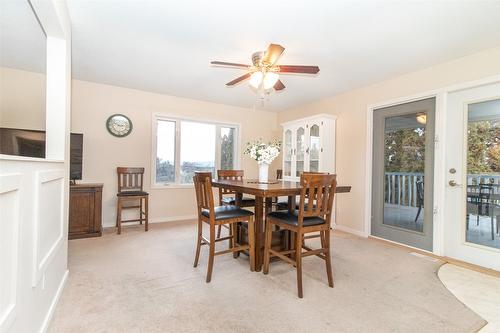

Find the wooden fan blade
[[278, 65, 320, 74], [261, 44, 285, 66], [274, 80, 285, 91], [226, 73, 251, 86], [211, 61, 250, 68]]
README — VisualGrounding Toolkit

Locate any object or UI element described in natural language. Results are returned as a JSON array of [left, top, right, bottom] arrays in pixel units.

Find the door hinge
[[434, 135, 439, 148], [433, 207, 438, 215]]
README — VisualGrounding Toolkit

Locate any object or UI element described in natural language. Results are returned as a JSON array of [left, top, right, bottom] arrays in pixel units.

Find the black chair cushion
[[267, 211, 325, 227], [276, 201, 289, 210], [221, 196, 256, 206], [202, 205, 253, 221], [117, 191, 149, 197], [275, 202, 317, 211]]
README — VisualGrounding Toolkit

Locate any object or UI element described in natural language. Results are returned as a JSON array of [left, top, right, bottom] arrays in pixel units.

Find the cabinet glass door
[[284, 129, 292, 177], [309, 124, 320, 172], [296, 127, 305, 177]]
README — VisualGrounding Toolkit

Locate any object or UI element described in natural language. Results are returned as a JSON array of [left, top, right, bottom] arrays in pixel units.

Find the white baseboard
[[39, 269, 68, 333], [150, 215, 197, 223], [333, 224, 368, 238], [103, 214, 197, 228]]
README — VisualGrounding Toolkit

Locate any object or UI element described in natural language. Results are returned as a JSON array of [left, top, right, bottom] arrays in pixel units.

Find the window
[[180, 121, 216, 183], [156, 120, 176, 183], [220, 126, 236, 170], [153, 116, 239, 186]]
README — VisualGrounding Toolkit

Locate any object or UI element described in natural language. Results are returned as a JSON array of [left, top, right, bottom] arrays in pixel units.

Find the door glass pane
[[180, 121, 216, 183], [284, 129, 292, 176], [220, 127, 235, 170], [156, 120, 176, 184], [309, 124, 320, 172], [466, 99, 500, 249], [383, 113, 426, 232], [296, 127, 305, 177]]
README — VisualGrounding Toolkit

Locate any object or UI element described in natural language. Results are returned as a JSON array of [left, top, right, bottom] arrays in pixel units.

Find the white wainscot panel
[[0, 174, 21, 332], [32, 169, 65, 287]]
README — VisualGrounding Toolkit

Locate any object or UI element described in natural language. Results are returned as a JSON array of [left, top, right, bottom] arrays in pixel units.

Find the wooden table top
[[212, 179, 351, 197]]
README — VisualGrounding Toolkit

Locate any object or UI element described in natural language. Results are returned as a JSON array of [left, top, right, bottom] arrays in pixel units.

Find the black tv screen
[[0, 127, 83, 180], [70, 133, 83, 180]]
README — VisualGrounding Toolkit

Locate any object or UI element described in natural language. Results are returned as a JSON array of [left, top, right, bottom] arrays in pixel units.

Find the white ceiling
[[4, 0, 500, 111]]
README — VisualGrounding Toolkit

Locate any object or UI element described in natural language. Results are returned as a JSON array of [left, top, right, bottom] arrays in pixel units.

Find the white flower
[[244, 139, 281, 164]]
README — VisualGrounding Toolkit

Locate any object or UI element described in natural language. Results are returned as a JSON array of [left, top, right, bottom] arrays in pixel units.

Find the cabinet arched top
[[280, 113, 337, 128]]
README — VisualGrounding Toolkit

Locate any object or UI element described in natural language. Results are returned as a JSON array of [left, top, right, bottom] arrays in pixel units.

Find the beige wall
[[0, 66, 46, 129], [8, 44, 500, 234], [278, 45, 500, 235], [71, 80, 280, 227]]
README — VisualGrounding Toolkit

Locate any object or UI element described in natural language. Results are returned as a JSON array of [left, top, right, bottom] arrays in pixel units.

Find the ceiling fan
[[211, 43, 320, 92]]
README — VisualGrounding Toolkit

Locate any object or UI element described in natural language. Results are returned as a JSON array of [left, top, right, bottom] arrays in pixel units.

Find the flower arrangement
[[244, 139, 282, 165]]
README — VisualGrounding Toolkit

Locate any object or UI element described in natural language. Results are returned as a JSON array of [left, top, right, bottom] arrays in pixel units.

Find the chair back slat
[[117, 167, 144, 193], [297, 173, 337, 227], [193, 172, 215, 215], [217, 170, 244, 204]]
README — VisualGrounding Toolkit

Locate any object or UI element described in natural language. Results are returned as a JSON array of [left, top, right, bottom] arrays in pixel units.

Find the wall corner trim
[[39, 269, 69, 333]]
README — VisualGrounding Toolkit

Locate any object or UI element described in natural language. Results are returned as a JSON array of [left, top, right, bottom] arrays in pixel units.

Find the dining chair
[[275, 171, 326, 211], [193, 172, 255, 282], [263, 173, 337, 298], [273, 169, 289, 211], [414, 180, 424, 222], [217, 170, 255, 238], [478, 185, 496, 240], [116, 167, 149, 234]]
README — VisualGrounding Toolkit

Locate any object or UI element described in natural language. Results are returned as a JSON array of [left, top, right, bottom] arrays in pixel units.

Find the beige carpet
[[49, 221, 486, 333]]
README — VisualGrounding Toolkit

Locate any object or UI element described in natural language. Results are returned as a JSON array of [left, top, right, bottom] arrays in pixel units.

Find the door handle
[[448, 180, 462, 187]]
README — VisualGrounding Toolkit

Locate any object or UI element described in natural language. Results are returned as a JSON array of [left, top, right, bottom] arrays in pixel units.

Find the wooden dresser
[[69, 183, 103, 239]]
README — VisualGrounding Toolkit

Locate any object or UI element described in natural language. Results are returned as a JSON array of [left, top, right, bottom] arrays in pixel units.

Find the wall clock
[[106, 114, 132, 137]]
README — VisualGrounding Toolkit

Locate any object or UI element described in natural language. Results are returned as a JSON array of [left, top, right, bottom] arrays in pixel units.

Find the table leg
[[235, 192, 243, 257], [288, 195, 296, 259], [235, 192, 243, 207], [288, 195, 296, 214], [254, 196, 264, 271], [265, 197, 272, 216]]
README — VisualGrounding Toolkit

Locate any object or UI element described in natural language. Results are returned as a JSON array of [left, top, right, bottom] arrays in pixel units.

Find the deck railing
[[467, 175, 500, 187], [385, 172, 424, 207], [385, 172, 500, 207]]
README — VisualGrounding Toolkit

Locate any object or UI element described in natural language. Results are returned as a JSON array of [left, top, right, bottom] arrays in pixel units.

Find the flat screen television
[[0, 127, 83, 180]]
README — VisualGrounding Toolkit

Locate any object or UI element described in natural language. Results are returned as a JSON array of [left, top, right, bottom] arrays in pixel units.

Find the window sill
[[151, 183, 194, 189]]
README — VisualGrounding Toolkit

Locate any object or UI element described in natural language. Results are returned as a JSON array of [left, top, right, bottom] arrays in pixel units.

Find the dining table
[[211, 178, 352, 271]]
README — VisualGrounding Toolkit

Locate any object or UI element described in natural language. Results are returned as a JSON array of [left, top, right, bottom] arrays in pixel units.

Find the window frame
[[151, 113, 241, 188]]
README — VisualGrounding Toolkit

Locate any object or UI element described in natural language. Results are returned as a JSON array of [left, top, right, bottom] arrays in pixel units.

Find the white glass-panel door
[[296, 126, 305, 177], [444, 82, 500, 271]]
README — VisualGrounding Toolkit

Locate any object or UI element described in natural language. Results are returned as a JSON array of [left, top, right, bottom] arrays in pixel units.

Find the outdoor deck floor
[[383, 205, 500, 249]]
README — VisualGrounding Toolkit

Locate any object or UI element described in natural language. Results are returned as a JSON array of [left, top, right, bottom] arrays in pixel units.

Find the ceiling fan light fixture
[[249, 71, 263, 89], [416, 113, 427, 124], [212, 43, 319, 94], [263, 72, 279, 90]]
